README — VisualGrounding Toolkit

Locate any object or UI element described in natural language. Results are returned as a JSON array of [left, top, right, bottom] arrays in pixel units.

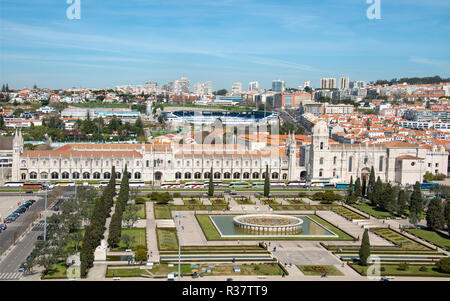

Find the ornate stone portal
[[232, 214, 303, 232]]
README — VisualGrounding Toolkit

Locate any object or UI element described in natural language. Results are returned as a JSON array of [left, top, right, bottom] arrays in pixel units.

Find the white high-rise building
[[194, 81, 213, 95], [320, 78, 337, 89], [339, 77, 350, 90], [303, 81, 311, 88], [272, 80, 286, 93], [145, 81, 158, 92], [232, 82, 243, 94], [248, 81, 260, 91], [174, 77, 190, 93]]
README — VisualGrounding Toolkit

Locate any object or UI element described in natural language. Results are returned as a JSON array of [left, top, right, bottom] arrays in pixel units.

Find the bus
[[203, 181, 224, 188], [23, 183, 43, 190], [270, 182, 286, 188], [4, 181, 25, 187], [335, 183, 350, 189], [251, 182, 265, 189], [99, 181, 110, 187], [419, 183, 440, 190], [287, 181, 307, 188], [184, 182, 204, 189], [55, 181, 76, 187], [129, 181, 145, 188], [229, 181, 250, 188], [160, 183, 181, 189], [310, 180, 331, 187]]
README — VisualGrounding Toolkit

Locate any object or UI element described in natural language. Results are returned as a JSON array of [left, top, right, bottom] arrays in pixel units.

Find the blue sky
[[1, 0, 449, 90]]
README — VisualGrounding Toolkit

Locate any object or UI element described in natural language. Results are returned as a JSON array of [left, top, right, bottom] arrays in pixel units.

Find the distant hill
[[373, 76, 450, 86]]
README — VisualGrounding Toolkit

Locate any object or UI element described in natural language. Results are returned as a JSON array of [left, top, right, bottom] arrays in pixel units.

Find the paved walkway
[[146, 202, 160, 262]]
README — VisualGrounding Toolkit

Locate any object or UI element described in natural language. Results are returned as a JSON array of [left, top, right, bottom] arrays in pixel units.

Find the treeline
[[108, 166, 130, 248], [374, 76, 450, 86], [80, 167, 116, 277]]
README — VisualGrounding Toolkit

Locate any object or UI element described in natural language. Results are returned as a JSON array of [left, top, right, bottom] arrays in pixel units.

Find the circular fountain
[[232, 214, 303, 232]]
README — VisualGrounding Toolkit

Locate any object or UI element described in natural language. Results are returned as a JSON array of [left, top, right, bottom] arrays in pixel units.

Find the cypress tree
[[426, 198, 444, 231], [409, 181, 423, 226], [348, 176, 354, 197], [367, 166, 376, 202], [445, 201, 450, 236], [397, 189, 408, 216], [264, 165, 270, 197], [208, 167, 214, 197], [362, 177, 367, 197], [359, 229, 371, 266], [354, 177, 362, 198], [372, 176, 383, 207]]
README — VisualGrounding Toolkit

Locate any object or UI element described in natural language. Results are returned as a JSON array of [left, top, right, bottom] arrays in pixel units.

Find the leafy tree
[[121, 234, 135, 249], [264, 165, 270, 197], [122, 204, 139, 228], [409, 182, 423, 226], [208, 167, 214, 197], [426, 198, 445, 231], [359, 229, 371, 266], [135, 248, 147, 263], [435, 257, 450, 273]]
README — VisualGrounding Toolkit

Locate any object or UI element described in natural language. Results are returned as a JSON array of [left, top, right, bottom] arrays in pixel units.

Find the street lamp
[[173, 214, 185, 281], [43, 187, 47, 241]]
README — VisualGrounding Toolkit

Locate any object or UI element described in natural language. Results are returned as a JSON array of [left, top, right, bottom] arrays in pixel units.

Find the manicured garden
[[261, 199, 279, 205], [156, 228, 178, 251], [183, 198, 202, 205], [233, 197, 255, 205], [349, 263, 450, 277], [332, 206, 368, 220], [154, 205, 172, 219], [210, 198, 227, 205], [297, 265, 344, 276], [136, 204, 146, 219], [371, 228, 431, 251], [405, 228, 450, 250], [42, 262, 68, 279], [286, 199, 306, 205]]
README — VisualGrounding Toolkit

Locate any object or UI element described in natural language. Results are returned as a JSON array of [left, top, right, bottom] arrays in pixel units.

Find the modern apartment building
[[320, 78, 337, 89], [272, 80, 286, 93], [339, 77, 350, 90], [232, 82, 243, 94]]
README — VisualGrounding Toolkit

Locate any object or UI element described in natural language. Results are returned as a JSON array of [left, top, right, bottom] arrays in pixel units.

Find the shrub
[[419, 266, 428, 272], [173, 192, 182, 198], [380, 267, 385, 272], [397, 262, 409, 271], [135, 197, 147, 204], [435, 257, 450, 273]]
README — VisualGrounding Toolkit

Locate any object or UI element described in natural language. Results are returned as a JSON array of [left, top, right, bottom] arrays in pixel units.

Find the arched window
[[204, 172, 210, 179], [348, 156, 353, 172], [252, 172, 259, 179], [93, 172, 101, 179], [134, 172, 141, 179], [72, 172, 80, 179], [40, 172, 48, 179], [243, 172, 250, 179], [194, 172, 201, 179], [83, 172, 90, 179], [379, 156, 384, 172], [272, 172, 279, 179], [224, 172, 231, 179], [175, 172, 182, 179], [282, 173, 287, 180], [30, 172, 37, 179], [319, 169, 323, 177], [184, 172, 191, 179], [127, 172, 132, 179], [333, 169, 336, 177], [214, 172, 221, 179], [320, 157, 324, 165], [333, 156, 337, 165], [320, 142, 324, 150], [104, 172, 111, 179], [364, 157, 369, 165], [116, 172, 121, 179], [262, 172, 267, 179], [51, 172, 59, 179], [233, 172, 240, 179], [62, 172, 69, 179], [21, 173, 26, 180]]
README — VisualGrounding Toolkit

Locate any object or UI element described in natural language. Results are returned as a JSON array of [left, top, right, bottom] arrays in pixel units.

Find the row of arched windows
[[174, 171, 286, 180], [22, 171, 142, 180]]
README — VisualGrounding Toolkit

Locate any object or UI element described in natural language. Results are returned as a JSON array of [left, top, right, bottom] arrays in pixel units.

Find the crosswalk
[[0, 272, 23, 281], [32, 221, 45, 231]]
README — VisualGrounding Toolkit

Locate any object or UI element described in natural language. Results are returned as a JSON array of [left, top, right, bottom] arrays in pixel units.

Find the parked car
[[25, 191, 33, 194], [0, 224, 7, 231]]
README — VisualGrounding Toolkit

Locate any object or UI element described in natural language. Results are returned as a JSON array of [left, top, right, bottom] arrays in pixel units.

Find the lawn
[[297, 265, 344, 276], [195, 214, 354, 241], [136, 204, 146, 219], [352, 203, 396, 219], [154, 205, 172, 219], [349, 264, 450, 277], [406, 228, 450, 250], [183, 198, 202, 205], [233, 197, 255, 205], [286, 199, 306, 205], [42, 262, 68, 280], [157, 228, 179, 251], [106, 263, 285, 278], [119, 228, 147, 250], [371, 228, 431, 251]]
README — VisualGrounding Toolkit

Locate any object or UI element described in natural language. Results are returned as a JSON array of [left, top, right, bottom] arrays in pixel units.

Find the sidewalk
[[146, 202, 160, 262]]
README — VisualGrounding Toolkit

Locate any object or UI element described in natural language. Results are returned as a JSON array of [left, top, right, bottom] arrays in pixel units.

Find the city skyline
[[1, 0, 449, 89]]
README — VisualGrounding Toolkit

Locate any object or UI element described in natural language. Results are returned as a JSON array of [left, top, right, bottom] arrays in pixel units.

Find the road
[[0, 187, 75, 280]]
